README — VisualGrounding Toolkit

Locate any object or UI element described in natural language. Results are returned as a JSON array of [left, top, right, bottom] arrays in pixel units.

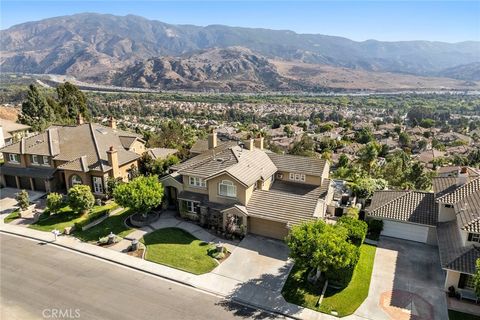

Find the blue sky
[[1, 1, 479, 42]]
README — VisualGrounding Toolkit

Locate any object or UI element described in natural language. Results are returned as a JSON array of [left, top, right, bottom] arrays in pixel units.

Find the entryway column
[[29, 178, 35, 191], [14, 176, 20, 189]]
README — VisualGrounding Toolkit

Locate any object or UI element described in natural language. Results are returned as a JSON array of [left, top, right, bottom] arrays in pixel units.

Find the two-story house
[[367, 166, 480, 295], [0, 120, 144, 197], [160, 131, 332, 240]]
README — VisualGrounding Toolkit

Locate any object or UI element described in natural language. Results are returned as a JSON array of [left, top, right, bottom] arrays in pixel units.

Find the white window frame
[[8, 154, 20, 163], [218, 180, 237, 198], [189, 176, 206, 188], [470, 233, 480, 243], [92, 177, 104, 194], [31, 155, 39, 164], [42, 156, 49, 166], [289, 172, 306, 182], [465, 275, 476, 289], [186, 201, 199, 213], [71, 175, 83, 186]]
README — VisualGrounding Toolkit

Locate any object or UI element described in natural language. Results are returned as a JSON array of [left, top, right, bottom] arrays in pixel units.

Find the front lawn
[[4, 209, 20, 224], [282, 244, 376, 317], [73, 208, 133, 242], [29, 202, 118, 233], [448, 310, 480, 320], [142, 228, 217, 275]]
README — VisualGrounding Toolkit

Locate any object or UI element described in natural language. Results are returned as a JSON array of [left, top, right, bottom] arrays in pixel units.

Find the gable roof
[[367, 190, 437, 226], [147, 148, 178, 160], [436, 177, 480, 204], [268, 153, 327, 177], [0, 123, 141, 173], [176, 146, 277, 187], [446, 246, 480, 275]]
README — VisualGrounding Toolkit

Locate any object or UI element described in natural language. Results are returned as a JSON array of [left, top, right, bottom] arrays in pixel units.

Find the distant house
[[146, 148, 179, 161], [160, 131, 332, 240], [0, 120, 144, 195], [0, 119, 31, 148]]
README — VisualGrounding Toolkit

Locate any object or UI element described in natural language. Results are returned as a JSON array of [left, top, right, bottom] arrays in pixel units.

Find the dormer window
[[189, 176, 206, 188], [31, 155, 39, 164], [8, 154, 20, 163], [42, 156, 49, 166], [219, 180, 237, 198], [289, 172, 306, 182], [468, 233, 480, 243], [71, 175, 83, 186]]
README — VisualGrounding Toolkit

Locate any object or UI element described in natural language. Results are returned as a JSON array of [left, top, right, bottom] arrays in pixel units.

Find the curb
[[0, 228, 298, 319]]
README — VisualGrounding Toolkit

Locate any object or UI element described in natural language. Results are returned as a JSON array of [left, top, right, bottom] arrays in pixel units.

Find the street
[[0, 233, 281, 320]]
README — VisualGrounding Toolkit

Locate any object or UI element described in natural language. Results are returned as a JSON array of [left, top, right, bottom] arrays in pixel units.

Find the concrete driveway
[[355, 237, 448, 320], [0, 188, 45, 215]]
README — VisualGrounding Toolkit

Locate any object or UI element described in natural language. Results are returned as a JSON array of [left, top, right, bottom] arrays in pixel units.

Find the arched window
[[71, 175, 83, 186], [219, 180, 236, 198]]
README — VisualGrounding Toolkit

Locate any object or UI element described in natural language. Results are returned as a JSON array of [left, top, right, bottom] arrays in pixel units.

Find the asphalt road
[[0, 233, 281, 320]]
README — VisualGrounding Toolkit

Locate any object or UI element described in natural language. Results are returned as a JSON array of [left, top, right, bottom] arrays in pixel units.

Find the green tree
[[19, 84, 55, 131], [474, 259, 480, 297], [289, 134, 316, 157], [106, 177, 124, 199], [338, 154, 349, 168], [46, 192, 64, 215], [113, 175, 164, 216], [358, 142, 379, 173], [286, 220, 359, 282], [337, 216, 368, 246], [68, 185, 95, 214], [399, 132, 411, 148], [56, 82, 89, 121], [16, 190, 30, 211]]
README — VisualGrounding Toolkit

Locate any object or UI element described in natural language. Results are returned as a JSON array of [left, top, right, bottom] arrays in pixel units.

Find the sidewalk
[[0, 218, 362, 320]]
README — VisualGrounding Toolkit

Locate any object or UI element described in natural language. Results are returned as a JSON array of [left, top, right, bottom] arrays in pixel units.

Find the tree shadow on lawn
[[142, 228, 198, 245], [216, 264, 302, 319]]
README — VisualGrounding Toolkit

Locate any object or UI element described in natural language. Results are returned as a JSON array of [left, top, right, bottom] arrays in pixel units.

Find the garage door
[[19, 177, 31, 190], [382, 220, 428, 243], [4, 175, 17, 188], [249, 217, 289, 240], [33, 178, 47, 191]]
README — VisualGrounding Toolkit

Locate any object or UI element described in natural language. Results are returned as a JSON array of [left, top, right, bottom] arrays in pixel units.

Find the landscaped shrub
[[366, 219, 383, 240], [68, 185, 95, 213], [324, 247, 360, 287], [46, 192, 64, 215], [74, 206, 114, 230], [16, 190, 30, 211], [337, 216, 368, 246]]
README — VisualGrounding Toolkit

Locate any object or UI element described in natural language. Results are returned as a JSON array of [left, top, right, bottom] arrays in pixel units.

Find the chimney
[[0, 126, 5, 148], [20, 137, 26, 154], [254, 136, 264, 150], [77, 113, 84, 125], [108, 117, 117, 129], [47, 128, 59, 155], [457, 167, 469, 187], [244, 138, 254, 150], [107, 146, 120, 178], [208, 130, 217, 150]]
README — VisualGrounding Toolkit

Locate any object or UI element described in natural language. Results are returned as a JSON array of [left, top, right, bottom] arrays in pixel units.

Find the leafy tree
[[351, 177, 388, 199], [283, 125, 294, 138], [286, 220, 359, 282], [16, 190, 30, 211], [139, 153, 179, 176], [338, 154, 349, 168], [68, 185, 95, 214], [46, 192, 64, 215], [106, 177, 124, 198], [19, 84, 55, 131], [113, 175, 164, 216], [56, 82, 89, 121], [358, 142, 379, 173], [474, 259, 480, 297], [355, 128, 374, 144], [399, 132, 411, 148], [289, 134, 316, 157]]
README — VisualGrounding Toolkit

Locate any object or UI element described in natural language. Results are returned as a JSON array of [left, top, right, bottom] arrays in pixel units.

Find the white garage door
[[382, 220, 428, 243]]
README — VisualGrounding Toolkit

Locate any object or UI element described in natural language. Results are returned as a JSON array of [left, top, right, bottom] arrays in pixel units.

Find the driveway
[[355, 237, 448, 320], [0, 188, 45, 215]]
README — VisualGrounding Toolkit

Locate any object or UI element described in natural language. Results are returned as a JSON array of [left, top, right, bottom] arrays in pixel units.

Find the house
[[146, 148, 179, 161], [160, 131, 332, 240], [0, 121, 144, 196], [366, 190, 438, 244], [434, 168, 480, 293], [0, 118, 31, 148], [368, 166, 480, 295]]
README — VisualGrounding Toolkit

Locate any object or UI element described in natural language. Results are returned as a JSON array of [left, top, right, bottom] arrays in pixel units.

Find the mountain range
[[1, 13, 479, 91]]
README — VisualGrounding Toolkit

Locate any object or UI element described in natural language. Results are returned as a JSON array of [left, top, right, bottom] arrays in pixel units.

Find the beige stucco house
[[0, 120, 144, 196], [160, 131, 332, 240]]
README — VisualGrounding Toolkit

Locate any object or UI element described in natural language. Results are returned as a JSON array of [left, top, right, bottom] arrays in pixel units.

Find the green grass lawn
[[73, 208, 133, 242], [448, 310, 480, 320], [4, 209, 20, 223], [282, 244, 377, 317], [29, 202, 118, 233], [142, 228, 218, 275]]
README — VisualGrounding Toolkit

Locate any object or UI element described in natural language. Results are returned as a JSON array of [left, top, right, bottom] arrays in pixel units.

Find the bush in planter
[[337, 216, 368, 246], [366, 219, 383, 240], [16, 190, 30, 211]]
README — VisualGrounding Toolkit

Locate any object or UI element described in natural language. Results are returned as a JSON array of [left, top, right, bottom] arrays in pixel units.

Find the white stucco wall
[[445, 270, 461, 290]]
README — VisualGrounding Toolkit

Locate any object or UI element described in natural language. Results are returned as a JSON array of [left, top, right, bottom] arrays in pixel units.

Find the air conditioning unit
[[276, 173, 283, 179]]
